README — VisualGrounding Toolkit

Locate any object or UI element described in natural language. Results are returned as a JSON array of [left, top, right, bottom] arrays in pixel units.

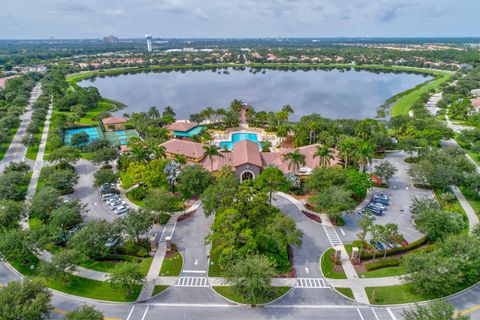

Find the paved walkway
[[0, 82, 41, 173], [26, 99, 52, 200], [451, 186, 479, 233]]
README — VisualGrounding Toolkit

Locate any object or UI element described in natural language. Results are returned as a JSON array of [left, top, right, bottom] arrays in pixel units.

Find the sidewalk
[[451, 185, 479, 233]]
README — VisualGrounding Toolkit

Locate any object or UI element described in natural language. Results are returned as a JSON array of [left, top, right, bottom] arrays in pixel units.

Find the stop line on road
[[175, 277, 209, 287], [295, 278, 330, 288]]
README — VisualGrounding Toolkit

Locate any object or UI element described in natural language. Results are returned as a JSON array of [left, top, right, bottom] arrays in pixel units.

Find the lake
[[78, 67, 432, 120]]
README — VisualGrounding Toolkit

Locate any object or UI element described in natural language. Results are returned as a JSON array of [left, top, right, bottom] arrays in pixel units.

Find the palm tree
[[203, 144, 223, 172], [122, 113, 130, 119], [163, 105, 176, 118], [283, 149, 306, 174], [174, 154, 187, 167], [313, 145, 335, 167], [151, 145, 166, 160], [356, 141, 375, 172], [148, 106, 161, 119], [338, 137, 356, 169]]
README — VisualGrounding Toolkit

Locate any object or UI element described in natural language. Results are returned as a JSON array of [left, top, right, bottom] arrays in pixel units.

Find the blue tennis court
[[63, 127, 104, 146]]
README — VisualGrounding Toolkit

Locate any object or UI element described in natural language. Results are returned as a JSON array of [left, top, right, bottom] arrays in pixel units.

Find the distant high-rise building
[[145, 34, 153, 52], [103, 35, 118, 44]]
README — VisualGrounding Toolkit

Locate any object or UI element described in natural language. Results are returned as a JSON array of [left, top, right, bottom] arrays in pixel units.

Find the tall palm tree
[[338, 137, 356, 169], [283, 149, 306, 174], [356, 141, 375, 172], [313, 145, 335, 167], [203, 144, 223, 172], [163, 105, 176, 118], [148, 106, 161, 119], [122, 113, 130, 119], [174, 154, 187, 167]]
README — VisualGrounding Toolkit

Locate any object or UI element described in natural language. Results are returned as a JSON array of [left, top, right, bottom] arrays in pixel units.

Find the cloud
[[192, 8, 209, 20], [104, 9, 125, 16]]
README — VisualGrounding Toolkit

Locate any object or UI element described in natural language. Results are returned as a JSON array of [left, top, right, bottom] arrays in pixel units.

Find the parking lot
[[340, 151, 432, 244], [99, 185, 130, 216]]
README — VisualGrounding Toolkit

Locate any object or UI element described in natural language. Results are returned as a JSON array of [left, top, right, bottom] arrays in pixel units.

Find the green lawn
[[159, 251, 183, 277], [126, 190, 145, 207], [25, 124, 44, 160], [79, 256, 153, 276], [359, 265, 407, 278], [390, 71, 452, 116], [8, 254, 141, 302], [366, 284, 427, 305], [321, 248, 347, 279], [212, 286, 291, 304], [208, 250, 224, 277], [152, 285, 169, 296], [335, 287, 354, 300]]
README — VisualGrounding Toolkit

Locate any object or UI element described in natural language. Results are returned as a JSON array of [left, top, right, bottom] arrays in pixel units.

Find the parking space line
[[126, 306, 135, 320], [371, 308, 379, 320], [141, 305, 150, 320], [357, 308, 365, 320], [387, 308, 398, 320]]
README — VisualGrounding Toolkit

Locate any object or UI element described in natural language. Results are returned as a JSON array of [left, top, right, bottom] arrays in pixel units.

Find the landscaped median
[[159, 247, 183, 277], [212, 286, 291, 305]]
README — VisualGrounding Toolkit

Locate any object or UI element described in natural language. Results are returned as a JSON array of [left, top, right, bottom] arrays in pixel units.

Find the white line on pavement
[[126, 306, 135, 320], [357, 308, 365, 320], [147, 303, 372, 309], [340, 228, 346, 236], [371, 308, 380, 320], [183, 270, 206, 273], [141, 305, 150, 320], [387, 308, 398, 320]]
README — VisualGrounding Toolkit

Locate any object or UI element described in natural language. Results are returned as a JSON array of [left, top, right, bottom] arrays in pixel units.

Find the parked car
[[109, 200, 125, 208], [373, 197, 390, 206], [101, 193, 115, 201], [114, 207, 128, 215]]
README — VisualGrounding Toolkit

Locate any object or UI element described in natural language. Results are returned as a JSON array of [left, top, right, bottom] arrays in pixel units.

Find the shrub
[[158, 213, 170, 225], [129, 187, 147, 201], [361, 237, 428, 260], [119, 241, 150, 257], [364, 258, 400, 271]]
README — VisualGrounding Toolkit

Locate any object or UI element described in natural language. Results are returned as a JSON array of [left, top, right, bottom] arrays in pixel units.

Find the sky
[[1, 0, 479, 39]]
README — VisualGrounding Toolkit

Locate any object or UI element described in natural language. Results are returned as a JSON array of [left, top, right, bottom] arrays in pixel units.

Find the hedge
[[361, 237, 428, 260], [364, 258, 400, 271]]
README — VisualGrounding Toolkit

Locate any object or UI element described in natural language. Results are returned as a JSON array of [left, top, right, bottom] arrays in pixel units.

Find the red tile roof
[[160, 139, 205, 159], [102, 117, 127, 125], [167, 121, 198, 132], [232, 140, 263, 168]]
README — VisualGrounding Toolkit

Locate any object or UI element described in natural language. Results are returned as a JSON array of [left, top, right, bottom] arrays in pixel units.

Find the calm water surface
[[79, 68, 431, 120]]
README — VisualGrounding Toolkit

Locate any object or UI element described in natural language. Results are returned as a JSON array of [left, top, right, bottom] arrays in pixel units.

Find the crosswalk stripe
[[175, 277, 209, 287], [295, 278, 330, 289]]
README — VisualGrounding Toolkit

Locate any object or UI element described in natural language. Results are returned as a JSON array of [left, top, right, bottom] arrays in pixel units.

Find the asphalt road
[[0, 83, 41, 172]]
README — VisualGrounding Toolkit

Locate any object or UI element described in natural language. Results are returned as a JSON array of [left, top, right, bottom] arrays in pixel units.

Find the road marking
[[126, 306, 135, 320], [371, 308, 380, 320], [340, 228, 346, 236], [176, 276, 209, 287], [141, 305, 150, 320], [305, 267, 309, 274], [295, 278, 329, 289], [459, 304, 480, 315], [387, 308, 398, 320], [183, 269, 206, 274], [356, 308, 365, 320], [194, 259, 198, 266]]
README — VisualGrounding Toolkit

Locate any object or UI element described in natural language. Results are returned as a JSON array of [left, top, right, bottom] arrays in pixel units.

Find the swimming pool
[[63, 127, 103, 146], [173, 125, 205, 138], [219, 132, 261, 150]]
